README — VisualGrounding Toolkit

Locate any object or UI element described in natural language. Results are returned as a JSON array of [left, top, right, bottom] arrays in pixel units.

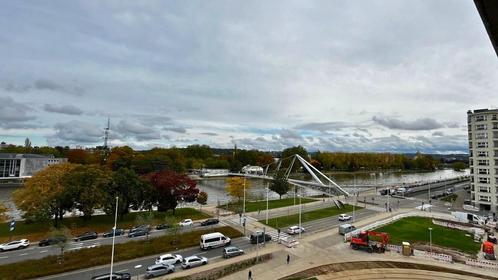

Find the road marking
[[68, 246, 83, 251], [19, 253, 28, 256], [40, 250, 48, 253], [197, 252, 207, 255], [0, 256, 8, 259], [116, 269, 128, 272]]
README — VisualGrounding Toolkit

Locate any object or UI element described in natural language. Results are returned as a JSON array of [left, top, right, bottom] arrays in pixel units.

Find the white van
[[200, 232, 231, 250]]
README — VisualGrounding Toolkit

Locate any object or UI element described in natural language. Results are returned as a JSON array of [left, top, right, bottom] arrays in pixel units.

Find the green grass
[[0, 208, 210, 242], [376, 217, 480, 255], [219, 197, 317, 213], [440, 194, 458, 202], [0, 226, 242, 280], [260, 204, 360, 229]]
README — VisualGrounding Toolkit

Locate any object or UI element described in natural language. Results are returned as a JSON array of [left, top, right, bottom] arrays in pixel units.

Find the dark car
[[74, 231, 98, 242], [155, 223, 170, 230], [250, 232, 271, 244], [200, 219, 219, 226], [102, 228, 126, 238], [38, 236, 67, 247], [128, 226, 150, 238], [91, 272, 131, 280]]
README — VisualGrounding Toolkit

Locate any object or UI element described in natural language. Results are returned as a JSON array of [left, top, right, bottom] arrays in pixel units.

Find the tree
[[196, 191, 208, 205], [144, 170, 200, 213], [64, 165, 112, 220], [49, 226, 72, 259], [226, 177, 251, 202], [13, 163, 77, 227], [270, 170, 290, 199], [107, 146, 135, 171], [0, 203, 9, 222], [282, 146, 309, 161], [452, 161, 467, 171]]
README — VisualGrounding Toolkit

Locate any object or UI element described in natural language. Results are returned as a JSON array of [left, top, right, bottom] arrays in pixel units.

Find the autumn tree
[[13, 163, 77, 226], [107, 146, 135, 171], [196, 191, 208, 205], [270, 169, 290, 199], [226, 177, 251, 202], [0, 203, 9, 222], [144, 170, 199, 213], [452, 161, 467, 171]]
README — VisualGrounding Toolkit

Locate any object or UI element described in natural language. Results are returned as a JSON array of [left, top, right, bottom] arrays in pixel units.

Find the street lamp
[[298, 188, 302, 238], [353, 174, 356, 222], [266, 183, 269, 224], [243, 176, 246, 217], [109, 196, 119, 280], [428, 227, 433, 253]]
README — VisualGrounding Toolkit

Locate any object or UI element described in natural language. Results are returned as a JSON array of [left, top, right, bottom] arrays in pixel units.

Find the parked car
[[102, 228, 126, 238], [155, 253, 183, 265], [249, 232, 271, 244], [38, 236, 67, 247], [179, 219, 193, 227], [145, 264, 175, 278], [181, 255, 208, 269], [223, 246, 244, 258], [155, 223, 170, 230], [0, 239, 29, 251], [286, 226, 305, 235], [74, 231, 98, 242], [338, 214, 352, 221], [200, 218, 219, 226], [338, 224, 356, 235], [128, 228, 149, 238], [130, 224, 150, 231], [91, 272, 131, 280]]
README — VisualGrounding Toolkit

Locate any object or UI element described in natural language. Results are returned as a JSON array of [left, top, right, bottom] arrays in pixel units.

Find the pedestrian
[[248, 270, 252, 280], [286, 254, 290, 264], [258, 209, 261, 215], [389, 207, 392, 212]]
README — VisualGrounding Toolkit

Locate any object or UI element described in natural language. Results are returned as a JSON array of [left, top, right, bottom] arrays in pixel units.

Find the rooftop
[[0, 153, 56, 159]]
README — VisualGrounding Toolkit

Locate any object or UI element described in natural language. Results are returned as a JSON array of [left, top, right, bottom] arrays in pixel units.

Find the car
[[155, 253, 183, 265], [38, 236, 67, 247], [130, 224, 150, 231], [181, 255, 208, 269], [74, 231, 98, 242], [155, 223, 170, 230], [223, 246, 244, 258], [91, 272, 131, 280], [338, 214, 352, 221], [145, 263, 175, 278], [102, 228, 126, 238], [0, 239, 29, 251], [286, 226, 305, 235], [128, 228, 149, 238], [179, 219, 193, 227], [200, 218, 219, 226], [249, 232, 271, 244]]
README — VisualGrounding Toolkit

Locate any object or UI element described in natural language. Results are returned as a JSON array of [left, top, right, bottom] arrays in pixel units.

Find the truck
[[350, 230, 390, 253], [451, 211, 485, 225]]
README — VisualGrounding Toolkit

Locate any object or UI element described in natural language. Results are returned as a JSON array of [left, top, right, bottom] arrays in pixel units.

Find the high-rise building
[[467, 109, 498, 213]]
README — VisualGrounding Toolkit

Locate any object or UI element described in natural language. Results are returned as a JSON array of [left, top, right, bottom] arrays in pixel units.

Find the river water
[[0, 169, 469, 218]]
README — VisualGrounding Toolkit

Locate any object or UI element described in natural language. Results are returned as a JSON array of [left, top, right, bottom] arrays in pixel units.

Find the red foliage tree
[[144, 170, 199, 213]]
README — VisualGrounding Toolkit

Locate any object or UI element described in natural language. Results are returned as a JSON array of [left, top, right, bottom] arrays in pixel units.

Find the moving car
[[338, 214, 352, 221], [200, 232, 231, 250], [128, 228, 149, 238], [250, 232, 271, 244], [200, 218, 219, 226], [91, 272, 131, 280], [0, 239, 29, 251], [155, 223, 170, 230], [102, 228, 126, 238], [179, 219, 193, 227], [145, 264, 175, 278], [38, 236, 67, 247], [286, 226, 305, 235], [74, 231, 98, 242], [181, 255, 208, 269], [155, 253, 183, 265], [223, 246, 244, 258], [338, 224, 356, 235]]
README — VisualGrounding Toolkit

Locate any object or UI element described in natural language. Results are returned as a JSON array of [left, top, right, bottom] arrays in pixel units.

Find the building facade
[[0, 154, 67, 180], [468, 109, 498, 212]]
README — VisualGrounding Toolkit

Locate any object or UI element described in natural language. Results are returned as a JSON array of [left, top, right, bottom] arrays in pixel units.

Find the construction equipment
[[483, 241, 496, 260], [350, 230, 390, 253]]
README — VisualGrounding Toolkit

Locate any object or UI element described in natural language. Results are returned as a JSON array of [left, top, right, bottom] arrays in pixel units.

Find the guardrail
[[413, 249, 453, 263], [465, 258, 498, 270]]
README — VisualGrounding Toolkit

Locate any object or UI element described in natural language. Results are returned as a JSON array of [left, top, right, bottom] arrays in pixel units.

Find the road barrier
[[465, 258, 498, 270], [413, 249, 453, 263]]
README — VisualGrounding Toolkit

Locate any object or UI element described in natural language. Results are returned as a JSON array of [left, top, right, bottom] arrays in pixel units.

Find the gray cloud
[[201, 132, 218, 136], [372, 116, 444, 130], [432, 131, 444, 137], [34, 79, 85, 96], [278, 129, 304, 141], [115, 119, 161, 140], [163, 126, 187, 134], [294, 122, 351, 132], [43, 104, 83, 115], [0, 97, 36, 129], [53, 121, 102, 143]]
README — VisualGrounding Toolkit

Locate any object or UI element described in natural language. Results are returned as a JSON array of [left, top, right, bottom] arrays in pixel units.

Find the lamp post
[[298, 189, 302, 238], [109, 196, 119, 280], [428, 227, 433, 253], [266, 183, 269, 224], [243, 176, 246, 217], [353, 174, 356, 222]]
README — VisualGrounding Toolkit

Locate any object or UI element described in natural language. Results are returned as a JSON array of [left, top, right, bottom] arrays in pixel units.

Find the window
[[493, 114, 497, 120], [476, 132, 488, 139], [476, 115, 487, 122], [494, 131, 498, 139], [479, 177, 490, 184], [479, 195, 491, 202], [477, 142, 488, 148], [478, 159, 489, 166], [478, 151, 488, 157], [479, 186, 490, 193], [493, 122, 498, 129], [469, 133, 472, 140], [478, 168, 489, 174], [476, 124, 487, 130]]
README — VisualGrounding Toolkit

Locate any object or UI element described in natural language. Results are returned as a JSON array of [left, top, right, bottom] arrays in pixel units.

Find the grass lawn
[[260, 204, 359, 229], [219, 197, 317, 213], [376, 217, 480, 255], [0, 208, 210, 243], [0, 226, 242, 280]]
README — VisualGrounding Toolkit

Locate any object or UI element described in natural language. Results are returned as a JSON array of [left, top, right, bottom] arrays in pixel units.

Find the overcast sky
[[1, 1, 497, 153]]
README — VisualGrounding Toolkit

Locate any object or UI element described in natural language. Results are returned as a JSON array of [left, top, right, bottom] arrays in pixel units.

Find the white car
[[0, 239, 30, 252], [286, 226, 305, 235], [179, 219, 193, 227], [181, 255, 208, 269], [338, 214, 352, 221], [155, 253, 183, 265]]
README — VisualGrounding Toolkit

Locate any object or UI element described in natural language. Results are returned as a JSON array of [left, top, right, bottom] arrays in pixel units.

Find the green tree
[[270, 170, 290, 199], [50, 226, 72, 259], [452, 161, 467, 171], [103, 168, 147, 219]]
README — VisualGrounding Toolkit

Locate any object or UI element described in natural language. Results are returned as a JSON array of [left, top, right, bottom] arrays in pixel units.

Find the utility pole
[[109, 196, 118, 280], [266, 183, 269, 224], [299, 188, 302, 238], [243, 176, 246, 217]]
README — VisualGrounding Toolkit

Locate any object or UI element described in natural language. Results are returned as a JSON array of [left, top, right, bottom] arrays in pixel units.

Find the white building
[[0, 153, 67, 180], [241, 165, 264, 175], [467, 109, 498, 213]]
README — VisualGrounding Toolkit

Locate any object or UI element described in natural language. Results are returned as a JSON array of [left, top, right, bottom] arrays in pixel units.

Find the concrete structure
[[0, 153, 67, 180], [467, 109, 498, 212], [241, 165, 264, 175], [475, 0, 498, 57]]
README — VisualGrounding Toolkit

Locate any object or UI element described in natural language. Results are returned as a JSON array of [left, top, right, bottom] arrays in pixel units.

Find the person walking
[[286, 254, 290, 264], [248, 270, 252, 280]]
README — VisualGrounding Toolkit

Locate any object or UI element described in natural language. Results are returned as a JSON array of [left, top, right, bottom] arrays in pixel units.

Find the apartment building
[[0, 153, 67, 180], [468, 109, 498, 212]]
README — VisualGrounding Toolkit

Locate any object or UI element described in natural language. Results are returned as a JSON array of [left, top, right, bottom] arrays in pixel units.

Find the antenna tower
[[104, 117, 110, 150]]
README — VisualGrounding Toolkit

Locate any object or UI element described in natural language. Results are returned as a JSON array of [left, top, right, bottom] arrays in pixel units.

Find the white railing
[[465, 258, 498, 270], [413, 249, 453, 263]]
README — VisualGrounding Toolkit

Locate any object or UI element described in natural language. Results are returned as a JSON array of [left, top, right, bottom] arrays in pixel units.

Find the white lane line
[[116, 269, 128, 272], [68, 246, 83, 251], [19, 253, 28, 256], [0, 256, 8, 259], [197, 252, 207, 255], [40, 250, 48, 253]]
